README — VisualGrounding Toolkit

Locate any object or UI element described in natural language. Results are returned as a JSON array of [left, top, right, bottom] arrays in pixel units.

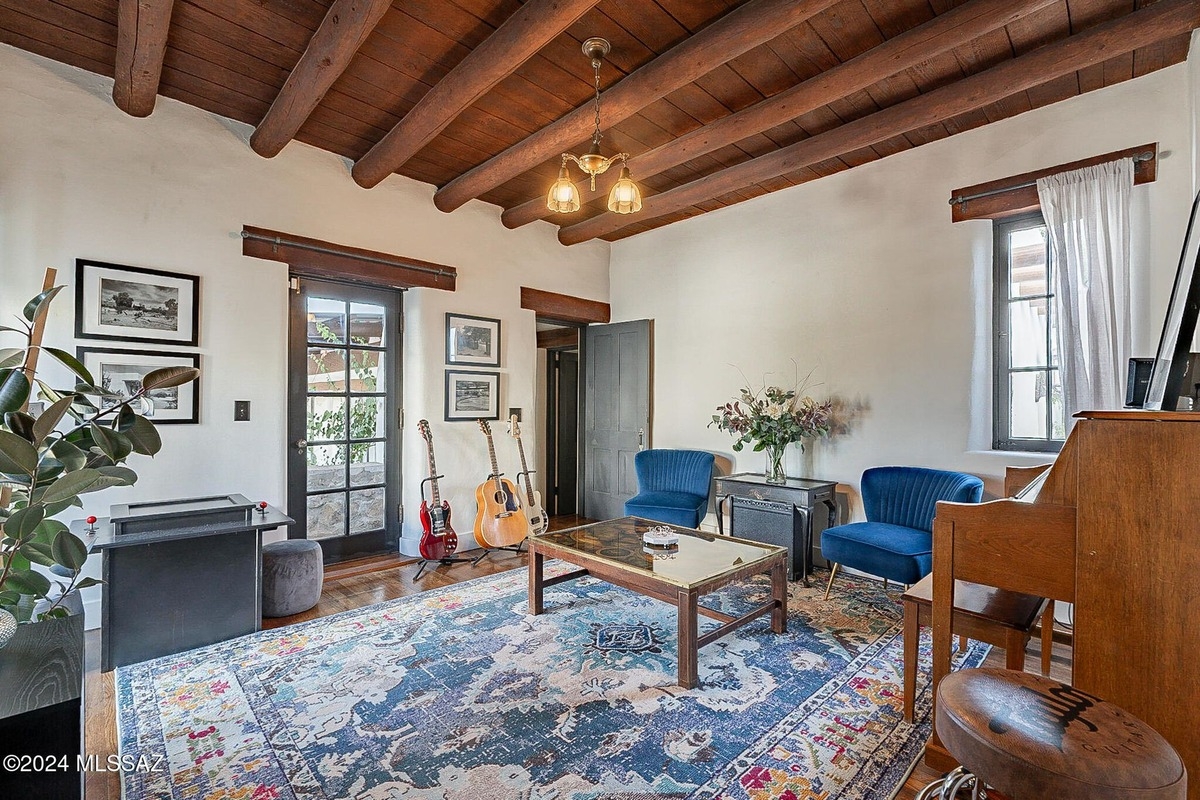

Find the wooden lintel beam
[[112, 0, 175, 117], [521, 287, 609, 324], [241, 225, 456, 292], [950, 143, 1158, 222], [433, 0, 840, 213], [558, 0, 1200, 246], [501, 0, 1056, 230], [250, 0, 392, 159], [352, 0, 602, 189], [537, 327, 580, 349]]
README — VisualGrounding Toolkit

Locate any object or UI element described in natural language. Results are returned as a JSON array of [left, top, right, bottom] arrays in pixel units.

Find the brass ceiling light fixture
[[547, 37, 642, 215]]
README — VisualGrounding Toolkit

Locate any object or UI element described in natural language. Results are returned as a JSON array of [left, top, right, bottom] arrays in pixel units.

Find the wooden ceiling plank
[[557, 0, 1200, 245], [502, 0, 1056, 230], [186, 0, 316, 52], [433, 0, 843, 213], [0, 17, 115, 76], [113, 0, 175, 116], [351, 0, 601, 188], [249, 0, 391, 158]]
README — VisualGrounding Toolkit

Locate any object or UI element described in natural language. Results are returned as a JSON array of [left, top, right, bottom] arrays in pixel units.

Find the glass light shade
[[607, 166, 642, 214], [547, 167, 581, 213]]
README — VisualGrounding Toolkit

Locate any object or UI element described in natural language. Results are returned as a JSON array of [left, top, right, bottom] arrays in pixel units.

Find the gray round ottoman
[[262, 540, 324, 618]]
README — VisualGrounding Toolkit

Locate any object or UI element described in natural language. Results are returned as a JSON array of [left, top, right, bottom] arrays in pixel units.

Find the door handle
[[637, 428, 645, 450], [295, 439, 308, 450]]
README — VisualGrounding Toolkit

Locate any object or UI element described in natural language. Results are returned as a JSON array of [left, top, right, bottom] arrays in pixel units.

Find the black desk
[[78, 504, 291, 672], [714, 473, 838, 585]]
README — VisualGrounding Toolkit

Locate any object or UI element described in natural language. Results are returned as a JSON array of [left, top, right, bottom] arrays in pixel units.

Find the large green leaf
[[42, 347, 94, 385], [32, 396, 75, 444], [37, 468, 109, 504], [89, 423, 132, 462], [0, 429, 38, 475], [3, 568, 51, 598], [141, 366, 199, 391], [0, 368, 30, 415], [18, 541, 56, 567], [50, 438, 87, 471], [126, 414, 162, 456], [51, 530, 88, 571], [96, 465, 137, 485], [33, 458, 64, 484], [3, 411, 36, 442], [21, 286, 63, 324], [0, 348, 23, 369], [73, 577, 102, 590], [2, 505, 44, 539]]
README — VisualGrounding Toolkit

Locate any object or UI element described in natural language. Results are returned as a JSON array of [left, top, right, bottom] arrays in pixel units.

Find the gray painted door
[[583, 319, 652, 520]]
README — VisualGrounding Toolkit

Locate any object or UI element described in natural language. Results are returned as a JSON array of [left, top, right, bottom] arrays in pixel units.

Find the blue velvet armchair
[[821, 466, 983, 598], [623, 449, 715, 528]]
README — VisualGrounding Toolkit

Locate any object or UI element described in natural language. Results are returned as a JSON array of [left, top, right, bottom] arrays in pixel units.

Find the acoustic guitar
[[417, 419, 458, 560], [509, 415, 548, 536], [473, 419, 528, 548]]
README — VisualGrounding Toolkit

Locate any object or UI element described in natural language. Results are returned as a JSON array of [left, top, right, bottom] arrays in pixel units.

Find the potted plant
[[0, 284, 198, 793]]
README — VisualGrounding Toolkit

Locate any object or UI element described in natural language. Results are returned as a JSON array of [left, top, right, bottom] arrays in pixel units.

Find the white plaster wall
[[609, 63, 1194, 524], [0, 46, 609, 626]]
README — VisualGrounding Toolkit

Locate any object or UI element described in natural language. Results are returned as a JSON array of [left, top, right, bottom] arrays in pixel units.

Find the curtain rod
[[949, 151, 1156, 206], [239, 230, 454, 278]]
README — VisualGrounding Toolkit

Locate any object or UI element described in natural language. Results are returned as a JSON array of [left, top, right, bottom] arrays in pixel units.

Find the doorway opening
[[538, 323, 581, 523]]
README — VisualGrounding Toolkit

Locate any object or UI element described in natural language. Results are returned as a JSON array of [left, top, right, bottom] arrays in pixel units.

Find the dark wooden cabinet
[[714, 473, 838, 584]]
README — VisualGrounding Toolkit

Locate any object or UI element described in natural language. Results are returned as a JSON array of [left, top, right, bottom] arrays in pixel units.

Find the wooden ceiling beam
[[558, 0, 1200, 246], [112, 0, 175, 117], [501, 0, 1057, 230], [521, 287, 609, 324], [249, 0, 392, 159], [432, 0, 841, 214], [352, 0, 602, 189]]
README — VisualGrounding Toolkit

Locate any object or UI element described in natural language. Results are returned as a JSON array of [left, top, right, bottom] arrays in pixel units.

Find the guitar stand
[[413, 475, 488, 581]]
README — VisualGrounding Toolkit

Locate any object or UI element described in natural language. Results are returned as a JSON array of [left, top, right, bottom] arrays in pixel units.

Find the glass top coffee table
[[527, 516, 788, 688]]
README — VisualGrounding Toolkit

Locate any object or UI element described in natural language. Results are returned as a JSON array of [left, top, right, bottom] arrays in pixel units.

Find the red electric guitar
[[417, 419, 458, 560]]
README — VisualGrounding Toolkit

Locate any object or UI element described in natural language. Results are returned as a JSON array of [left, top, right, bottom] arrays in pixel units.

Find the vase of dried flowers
[[710, 379, 833, 484]]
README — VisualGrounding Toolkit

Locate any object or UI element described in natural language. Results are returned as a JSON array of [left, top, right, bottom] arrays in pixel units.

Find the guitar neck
[[515, 437, 535, 507], [425, 439, 441, 506], [484, 431, 503, 492]]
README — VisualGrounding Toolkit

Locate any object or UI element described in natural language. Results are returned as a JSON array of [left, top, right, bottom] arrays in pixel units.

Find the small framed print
[[76, 259, 200, 346], [78, 347, 200, 424], [445, 313, 500, 367], [444, 370, 499, 422]]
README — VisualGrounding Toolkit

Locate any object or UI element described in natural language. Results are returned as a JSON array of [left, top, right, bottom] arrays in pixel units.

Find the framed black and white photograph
[[78, 347, 200, 424], [76, 259, 200, 347], [445, 313, 500, 367], [444, 370, 500, 422]]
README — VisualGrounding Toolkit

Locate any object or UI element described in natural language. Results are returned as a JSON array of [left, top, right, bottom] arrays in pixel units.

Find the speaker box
[[729, 496, 806, 581], [1125, 357, 1154, 408]]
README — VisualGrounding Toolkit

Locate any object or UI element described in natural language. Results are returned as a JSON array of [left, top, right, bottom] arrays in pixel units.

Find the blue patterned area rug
[[117, 565, 988, 799]]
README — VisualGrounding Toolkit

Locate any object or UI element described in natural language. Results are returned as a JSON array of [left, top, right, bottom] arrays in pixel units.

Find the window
[[993, 212, 1065, 452]]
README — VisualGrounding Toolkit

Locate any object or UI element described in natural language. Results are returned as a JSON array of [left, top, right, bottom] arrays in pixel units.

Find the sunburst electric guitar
[[473, 419, 528, 548], [509, 415, 548, 536], [417, 420, 458, 561]]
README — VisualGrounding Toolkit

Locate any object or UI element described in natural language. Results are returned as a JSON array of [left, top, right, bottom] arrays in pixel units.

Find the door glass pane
[[349, 303, 385, 347], [349, 488, 385, 533], [307, 492, 346, 539], [349, 349, 383, 392], [350, 396, 385, 440], [1008, 227, 1048, 298], [1009, 299, 1049, 368], [350, 441, 385, 487], [1010, 371, 1049, 439], [307, 397, 347, 443], [307, 298, 346, 344], [1050, 370, 1066, 440], [308, 445, 347, 490], [309, 348, 347, 393]]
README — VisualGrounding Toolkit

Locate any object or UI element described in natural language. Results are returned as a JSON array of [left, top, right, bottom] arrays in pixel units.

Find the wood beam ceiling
[[351, 0, 603, 189], [112, 0, 174, 117], [249, 0, 392, 158], [501, 0, 1057, 231], [431, 0, 843, 214], [557, 0, 1200, 245]]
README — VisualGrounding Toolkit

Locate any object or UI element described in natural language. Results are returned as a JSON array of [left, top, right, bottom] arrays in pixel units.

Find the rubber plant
[[0, 286, 199, 636]]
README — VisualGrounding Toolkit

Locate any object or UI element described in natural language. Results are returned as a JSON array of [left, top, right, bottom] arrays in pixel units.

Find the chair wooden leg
[[1040, 600, 1055, 676], [883, 578, 889, 591], [957, 634, 967, 653], [823, 563, 840, 600], [903, 597, 918, 723]]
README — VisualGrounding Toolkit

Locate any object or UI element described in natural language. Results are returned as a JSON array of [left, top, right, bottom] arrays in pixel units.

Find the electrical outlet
[[234, 400, 251, 421]]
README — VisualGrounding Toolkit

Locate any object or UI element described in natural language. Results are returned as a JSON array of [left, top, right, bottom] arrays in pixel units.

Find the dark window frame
[[993, 211, 1065, 453]]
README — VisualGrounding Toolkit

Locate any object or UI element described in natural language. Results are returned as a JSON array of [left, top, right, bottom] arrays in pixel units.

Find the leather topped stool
[[918, 668, 1186, 800]]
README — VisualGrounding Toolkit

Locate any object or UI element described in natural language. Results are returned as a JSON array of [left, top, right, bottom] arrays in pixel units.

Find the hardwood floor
[[83, 517, 1070, 799]]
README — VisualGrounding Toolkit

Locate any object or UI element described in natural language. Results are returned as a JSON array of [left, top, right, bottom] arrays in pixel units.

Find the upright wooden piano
[[929, 410, 1199, 798]]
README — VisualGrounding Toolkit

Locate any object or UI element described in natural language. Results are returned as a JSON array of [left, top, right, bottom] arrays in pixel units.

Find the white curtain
[[1036, 159, 1134, 427]]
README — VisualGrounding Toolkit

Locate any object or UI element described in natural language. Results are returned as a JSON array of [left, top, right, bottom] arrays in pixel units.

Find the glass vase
[[763, 443, 787, 484]]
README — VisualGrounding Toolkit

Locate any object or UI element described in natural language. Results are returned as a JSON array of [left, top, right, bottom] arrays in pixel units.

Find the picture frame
[[75, 259, 200, 347], [445, 312, 501, 367], [78, 347, 201, 424], [444, 370, 500, 422]]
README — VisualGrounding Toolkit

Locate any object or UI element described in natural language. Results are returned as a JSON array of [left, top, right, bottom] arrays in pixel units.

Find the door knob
[[295, 439, 308, 450]]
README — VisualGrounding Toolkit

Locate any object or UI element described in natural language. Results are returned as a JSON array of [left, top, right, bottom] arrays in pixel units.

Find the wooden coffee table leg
[[903, 597, 917, 723], [677, 588, 698, 688], [771, 558, 787, 633], [528, 550, 544, 615]]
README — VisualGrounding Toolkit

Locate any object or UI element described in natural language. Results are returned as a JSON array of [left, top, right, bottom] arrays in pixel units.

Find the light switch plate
[[234, 400, 251, 421]]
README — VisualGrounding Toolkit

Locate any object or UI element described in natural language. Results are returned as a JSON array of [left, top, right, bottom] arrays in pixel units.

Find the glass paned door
[[288, 279, 401, 561]]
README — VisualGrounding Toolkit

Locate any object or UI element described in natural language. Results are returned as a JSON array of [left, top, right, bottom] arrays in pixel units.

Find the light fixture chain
[[592, 61, 603, 146]]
